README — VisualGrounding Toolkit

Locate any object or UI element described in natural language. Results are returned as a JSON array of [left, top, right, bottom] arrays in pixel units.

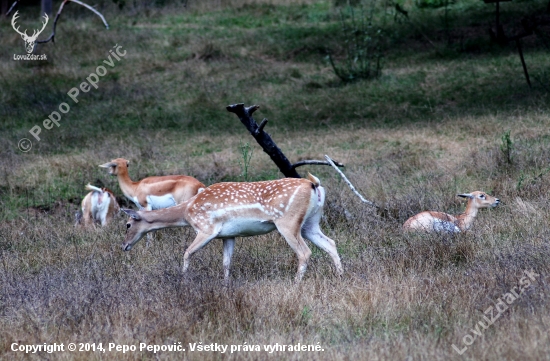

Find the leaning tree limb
[[324, 155, 377, 208], [35, 0, 109, 46], [226, 103, 344, 178], [6, 0, 18, 16]]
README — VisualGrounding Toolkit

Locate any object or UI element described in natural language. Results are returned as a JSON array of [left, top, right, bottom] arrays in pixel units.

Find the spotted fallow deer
[[121, 174, 344, 282], [76, 184, 120, 227], [99, 158, 205, 211], [403, 191, 500, 233]]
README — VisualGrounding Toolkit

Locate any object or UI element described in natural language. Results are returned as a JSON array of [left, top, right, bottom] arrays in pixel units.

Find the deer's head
[[99, 158, 130, 176]]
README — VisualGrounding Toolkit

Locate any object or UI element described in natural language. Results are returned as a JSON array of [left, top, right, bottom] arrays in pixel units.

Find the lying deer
[[99, 158, 205, 211], [403, 191, 500, 233], [121, 174, 344, 282], [76, 184, 120, 228]]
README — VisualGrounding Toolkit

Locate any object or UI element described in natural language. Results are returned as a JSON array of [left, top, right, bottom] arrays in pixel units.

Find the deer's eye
[[479, 194, 485, 199], [126, 223, 131, 229]]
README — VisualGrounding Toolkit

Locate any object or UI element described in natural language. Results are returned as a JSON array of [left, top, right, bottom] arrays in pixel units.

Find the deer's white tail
[[85, 184, 103, 193], [307, 172, 320, 187]]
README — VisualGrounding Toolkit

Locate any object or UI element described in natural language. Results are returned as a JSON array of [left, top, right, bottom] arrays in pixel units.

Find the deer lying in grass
[[403, 191, 500, 233], [121, 174, 344, 282], [99, 158, 205, 211], [76, 184, 120, 227]]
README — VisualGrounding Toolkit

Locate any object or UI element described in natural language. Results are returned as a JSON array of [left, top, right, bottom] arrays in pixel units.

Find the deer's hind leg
[[275, 221, 312, 282]]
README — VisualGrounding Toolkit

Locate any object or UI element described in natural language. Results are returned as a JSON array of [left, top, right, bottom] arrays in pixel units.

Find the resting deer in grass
[[99, 158, 205, 211], [121, 174, 344, 282], [403, 191, 500, 233], [76, 184, 120, 227]]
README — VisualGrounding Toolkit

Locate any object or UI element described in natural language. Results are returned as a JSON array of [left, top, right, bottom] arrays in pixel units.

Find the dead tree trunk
[[226, 103, 344, 178], [227, 104, 302, 178]]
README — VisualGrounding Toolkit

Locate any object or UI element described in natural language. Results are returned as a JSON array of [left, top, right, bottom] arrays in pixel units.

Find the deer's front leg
[[222, 238, 236, 284], [183, 231, 217, 274]]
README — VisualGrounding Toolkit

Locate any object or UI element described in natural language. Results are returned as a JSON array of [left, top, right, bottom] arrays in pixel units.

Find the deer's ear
[[122, 208, 141, 220], [457, 193, 473, 199], [99, 162, 116, 168]]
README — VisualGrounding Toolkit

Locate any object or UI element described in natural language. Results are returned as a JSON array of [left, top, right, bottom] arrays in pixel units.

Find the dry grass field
[[1, 0, 550, 359]]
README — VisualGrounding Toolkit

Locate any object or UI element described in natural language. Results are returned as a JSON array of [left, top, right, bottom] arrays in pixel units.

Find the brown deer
[[99, 158, 205, 211]]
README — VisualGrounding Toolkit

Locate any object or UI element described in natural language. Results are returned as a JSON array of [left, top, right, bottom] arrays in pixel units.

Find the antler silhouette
[[32, 13, 49, 40], [11, 11, 28, 38]]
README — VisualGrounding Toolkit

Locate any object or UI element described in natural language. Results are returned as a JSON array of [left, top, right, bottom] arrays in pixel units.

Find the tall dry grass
[[2, 114, 550, 360]]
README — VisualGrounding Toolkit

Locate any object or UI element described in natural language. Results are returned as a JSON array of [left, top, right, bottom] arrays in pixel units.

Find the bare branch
[[35, 0, 109, 46], [291, 159, 344, 169], [6, 0, 18, 16], [324, 155, 377, 208], [255, 118, 268, 135]]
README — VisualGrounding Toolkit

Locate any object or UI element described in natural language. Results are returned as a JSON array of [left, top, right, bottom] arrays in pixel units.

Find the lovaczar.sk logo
[[12, 10, 48, 60]]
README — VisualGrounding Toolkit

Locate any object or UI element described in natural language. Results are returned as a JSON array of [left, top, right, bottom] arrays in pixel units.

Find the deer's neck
[[456, 201, 478, 231], [116, 168, 138, 199], [144, 203, 191, 230]]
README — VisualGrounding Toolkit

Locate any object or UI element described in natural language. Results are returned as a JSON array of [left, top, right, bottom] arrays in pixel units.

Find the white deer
[[11, 11, 49, 54], [76, 184, 120, 228], [403, 191, 500, 233], [121, 174, 344, 282], [99, 158, 205, 211]]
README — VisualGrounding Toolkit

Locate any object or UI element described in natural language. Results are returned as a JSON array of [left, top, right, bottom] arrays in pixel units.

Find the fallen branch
[[324, 155, 377, 208], [36, 0, 109, 46]]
